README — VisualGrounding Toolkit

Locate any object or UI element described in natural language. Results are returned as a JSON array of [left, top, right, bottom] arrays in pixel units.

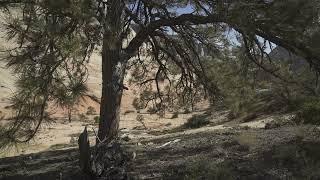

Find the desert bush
[[44, 111, 53, 121], [295, 98, 320, 125], [78, 113, 88, 121], [157, 109, 165, 118], [136, 114, 147, 129], [132, 97, 144, 110], [171, 112, 179, 119], [86, 106, 96, 115], [94, 116, 100, 123], [268, 141, 320, 177], [184, 114, 210, 129], [147, 107, 157, 114], [136, 114, 144, 122], [183, 109, 191, 114]]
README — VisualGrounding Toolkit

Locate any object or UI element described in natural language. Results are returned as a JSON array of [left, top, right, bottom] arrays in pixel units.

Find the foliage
[[184, 114, 210, 129], [86, 106, 96, 115], [0, 0, 319, 142], [78, 113, 88, 122], [136, 114, 144, 122], [132, 97, 144, 111], [183, 109, 191, 114], [295, 98, 320, 125], [136, 114, 147, 129], [94, 116, 100, 124], [267, 141, 320, 179], [171, 112, 179, 119], [204, 42, 320, 119], [0, 0, 92, 142]]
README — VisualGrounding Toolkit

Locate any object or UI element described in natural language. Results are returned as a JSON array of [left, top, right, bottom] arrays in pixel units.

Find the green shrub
[[269, 141, 320, 177], [296, 98, 320, 125], [94, 116, 100, 123], [184, 114, 210, 129]]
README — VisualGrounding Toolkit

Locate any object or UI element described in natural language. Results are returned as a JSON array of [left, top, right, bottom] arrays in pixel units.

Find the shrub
[[184, 114, 210, 129], [268, 141, 320, 176], [183, 109, 191, 114], [132, 97, 144, 110], [78, 113, 88, 121], [157, 109, 165, 118], [86, 106, 96, 115], [296, 98, 320, 125], [136, 115, 147, 129], [147, 107, 157, 114], [94, 116, 100, 123], [171, 112, 179, 119], [136, 114, 144, 122]]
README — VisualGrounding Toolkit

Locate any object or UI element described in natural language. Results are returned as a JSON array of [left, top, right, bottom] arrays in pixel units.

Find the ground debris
[[156, 139, 181, 148], [78, 127, 132, 179], [91, 141, 131, 179]]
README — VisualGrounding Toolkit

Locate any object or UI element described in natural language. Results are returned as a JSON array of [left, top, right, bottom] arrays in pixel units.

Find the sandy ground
[[0, 107, 288, 158], [0, 115, 319, 180], [0, 110, 206, 157]]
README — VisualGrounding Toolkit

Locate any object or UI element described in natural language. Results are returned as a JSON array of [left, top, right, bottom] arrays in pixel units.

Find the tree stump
[[78, 127, 92, 174]]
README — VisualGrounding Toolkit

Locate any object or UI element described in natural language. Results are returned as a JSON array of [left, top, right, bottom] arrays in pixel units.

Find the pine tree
[[0, 0, 319, 144]]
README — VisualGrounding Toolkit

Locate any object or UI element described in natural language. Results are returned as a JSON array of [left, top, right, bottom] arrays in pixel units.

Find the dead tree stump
[[78, 127, 92, 174]]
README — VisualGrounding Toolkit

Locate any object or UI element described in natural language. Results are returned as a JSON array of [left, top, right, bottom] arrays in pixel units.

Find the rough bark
[[97, 34, 127, 143]]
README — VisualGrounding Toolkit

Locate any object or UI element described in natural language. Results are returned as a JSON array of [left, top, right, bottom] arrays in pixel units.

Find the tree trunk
[[95, 0, 126, 144], [97, 34, 127, 143]]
